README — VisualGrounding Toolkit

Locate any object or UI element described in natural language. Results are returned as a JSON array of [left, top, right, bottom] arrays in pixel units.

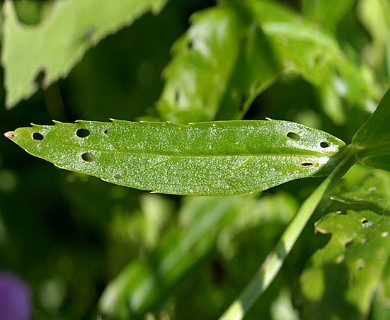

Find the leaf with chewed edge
[[300, 164, 390, 319], [2, 0, 168, 108]]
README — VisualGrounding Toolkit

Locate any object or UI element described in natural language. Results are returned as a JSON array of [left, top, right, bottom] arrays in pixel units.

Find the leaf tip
[[4, 131, 16, 140]]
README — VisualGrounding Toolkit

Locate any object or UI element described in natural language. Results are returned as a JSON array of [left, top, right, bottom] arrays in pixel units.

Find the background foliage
[[0, 0, 389, 319]]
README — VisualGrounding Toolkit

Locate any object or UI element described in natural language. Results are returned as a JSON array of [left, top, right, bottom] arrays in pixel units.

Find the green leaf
[[2, 0, 168, 109], [352, 87, 390, 172], [302, 0, 355, 33], [329, 164, 390, 214], [247, 0, 379, 125], [157, 4, 279, 122], [99, 195, 247, 317], [100, 191, 301, 318], [301, 210, 390, 319], [358, 0, 390, 72], [300, 165, 390, 319], [4, 120, 346, 195]]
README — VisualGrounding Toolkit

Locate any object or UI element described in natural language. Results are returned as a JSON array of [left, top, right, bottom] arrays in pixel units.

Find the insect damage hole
[[287, 132, 301, 141], [186, 39, 194, 50], [300, 162, 314, 167], [174, 90, 181, 104], [76, 128, 90, 138], [361, 218, 373, 228], [320, 141, 330, 148], [81, 152, 95, 162], [32, 132, 44, 141]]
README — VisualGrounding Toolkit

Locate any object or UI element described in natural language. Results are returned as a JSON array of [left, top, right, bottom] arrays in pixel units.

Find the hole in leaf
[[81, 152, 95, 162], [32, 132, 44, 141], [174, 90, 180, 103], [344, 239, 353, 248], [361, 218, 372, 228], [76, 128, 90, 138], [103, 129, 109, 135], [34, 69, 46, 88], [114, 173, 122, 179], [320, 141, 330, 148], [186, 39, 194, 50], [300, 162, 314, 167], [287, 132, 301, 141]]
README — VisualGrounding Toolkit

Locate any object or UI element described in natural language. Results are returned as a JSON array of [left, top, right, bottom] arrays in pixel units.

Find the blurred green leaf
[[157, 0, 380, 124], [158, 6, 242, 122], [100, 191, 301, 318], [300, 165, 390, 319], [358, 0, 390, 74], [158, 4, 279, 122], [370, 258, 390, 320], [99, 195, 246, 317], [301, 210, 390, 319], [4, 120, 345, 195], [301, 0, 355, 33], [329, 164, 390, 214], [246, 0, 379, 125], [2, 0, 168, 109], [352, 87, 390, 172]]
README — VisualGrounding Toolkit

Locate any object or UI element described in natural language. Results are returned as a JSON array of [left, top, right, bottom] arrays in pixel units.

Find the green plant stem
[[219, 146, 356, 320]]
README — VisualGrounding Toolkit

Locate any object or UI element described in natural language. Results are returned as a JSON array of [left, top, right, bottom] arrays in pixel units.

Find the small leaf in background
[[352, 87, 390, 172], [4, 120, 345, 195], [157, 6, 247, 122], [358, 0, 390, 75], [301, 0, 355, 33], [246, 0, 380, 125], [215, 12, 280, 120], [157, 0, 380, 124], [100, 191, 299, 318], [300, 164, 390, 319], [2, 0, 168, 109], [99, 195, 245, 317]]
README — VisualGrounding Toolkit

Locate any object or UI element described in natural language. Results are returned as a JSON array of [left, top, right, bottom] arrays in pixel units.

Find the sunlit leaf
[[2, 0, 168, 108], [4, 120, 345, 195]]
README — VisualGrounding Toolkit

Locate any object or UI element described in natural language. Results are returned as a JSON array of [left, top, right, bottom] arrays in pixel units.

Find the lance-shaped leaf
[[4, 120, 345, 195]]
